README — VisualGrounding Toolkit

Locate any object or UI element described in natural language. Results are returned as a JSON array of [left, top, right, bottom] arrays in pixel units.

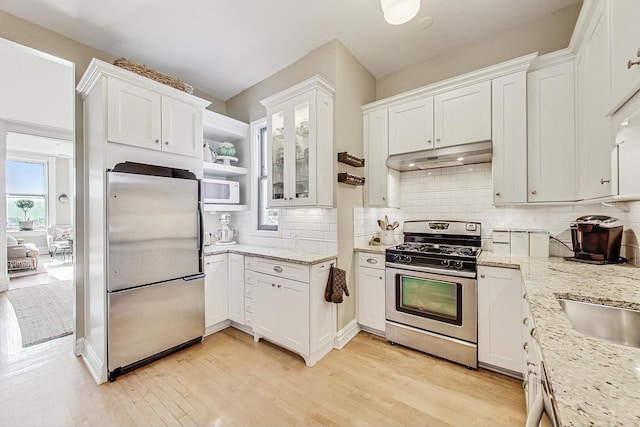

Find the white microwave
[[202, 178, 240, 204]]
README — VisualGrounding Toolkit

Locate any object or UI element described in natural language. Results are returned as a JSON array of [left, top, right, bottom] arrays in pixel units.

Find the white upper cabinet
[[387, 81, 491, 155], [107, 77, 203, 158], [609, 0, 640, 111], [388, 97, 434, 155], [107, 77, 162, 149], [528, 59, 577, 202], [261, 76, 334, 208], [576, 0, 614, 199], [364, 108, 400, 208], [492, 72, 528, 205], [433, 81, 491, 148]]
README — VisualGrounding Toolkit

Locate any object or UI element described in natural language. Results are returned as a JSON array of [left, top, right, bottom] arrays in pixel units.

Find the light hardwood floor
[[0, 297, 525, 426]]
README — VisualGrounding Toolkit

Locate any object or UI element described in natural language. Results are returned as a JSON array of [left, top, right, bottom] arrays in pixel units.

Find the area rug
[[6, 280, 73, 347]]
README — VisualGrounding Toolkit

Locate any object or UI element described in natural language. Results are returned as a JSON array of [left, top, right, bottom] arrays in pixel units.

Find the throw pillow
[[6, 235, 18, 246], [55, 227, 72, 241]]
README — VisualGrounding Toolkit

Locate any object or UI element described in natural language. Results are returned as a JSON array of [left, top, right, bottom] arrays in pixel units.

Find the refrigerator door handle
[[183, 273, 206, 281]]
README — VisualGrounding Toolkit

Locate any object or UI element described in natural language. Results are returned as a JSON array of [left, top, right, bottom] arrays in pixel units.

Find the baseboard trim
[[82, 341, 106, 384], [230, 322, 253, 336], [359, 325, 385, 338], [74, 336, 85, 356], [205, 320, 231, 336], [479, 362, 523, 380], [334, 318, 360, 350]]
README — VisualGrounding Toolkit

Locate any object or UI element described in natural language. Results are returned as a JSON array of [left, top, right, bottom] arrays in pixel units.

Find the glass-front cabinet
[[261, 76, 335, 208]]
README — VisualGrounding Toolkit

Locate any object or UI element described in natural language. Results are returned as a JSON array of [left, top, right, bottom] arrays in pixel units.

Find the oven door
[[385, 266, 477, 343]]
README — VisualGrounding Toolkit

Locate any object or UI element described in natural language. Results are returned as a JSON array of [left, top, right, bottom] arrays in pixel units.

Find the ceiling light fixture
[[380, 0, 421, 25]]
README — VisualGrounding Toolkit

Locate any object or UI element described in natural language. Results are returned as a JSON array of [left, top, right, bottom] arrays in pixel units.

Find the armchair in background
[[47, 226, 73, 260], [7, 235, 40, 271]]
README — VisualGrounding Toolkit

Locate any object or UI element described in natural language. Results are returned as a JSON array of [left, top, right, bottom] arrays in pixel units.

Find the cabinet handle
[[601, 178, 610, 185], [382, 197, 386, 201], [436, 138, 441, 142], [527, 361, 538, 368], [523, 317, 529, 326], [522, 380, 529, 392], [527, 368, 538, 376], [366, 258, 378, 264], [530, 327, 537, 338], [277, 284, 282, 288], [495, 192, 501, 196], [523, 342, 529, 351], [273, 266, 283, 273], [531, 190, 537, 195], [480, 274, 485, 278], [427, 139, 432, 144], [271, 283, 275, 287], [628, 59, 640, 69]]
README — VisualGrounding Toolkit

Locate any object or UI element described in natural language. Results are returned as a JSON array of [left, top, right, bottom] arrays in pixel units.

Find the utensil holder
[[380, 230, 395, 245]]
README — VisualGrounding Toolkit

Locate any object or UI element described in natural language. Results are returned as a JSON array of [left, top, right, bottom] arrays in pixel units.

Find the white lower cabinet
[[477, 265, 523, 376], [248, 256, 336, 367], [204, 253, 229, 329], [357, 253, 386, 334], [228, 253, 245, 325]]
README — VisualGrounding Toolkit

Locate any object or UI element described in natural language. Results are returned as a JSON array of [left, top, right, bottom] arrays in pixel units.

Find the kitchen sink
[[557, 298, 640, 348]]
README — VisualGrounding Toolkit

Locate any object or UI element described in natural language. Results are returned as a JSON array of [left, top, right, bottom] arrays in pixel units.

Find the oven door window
[[396, 275, 462, 326]]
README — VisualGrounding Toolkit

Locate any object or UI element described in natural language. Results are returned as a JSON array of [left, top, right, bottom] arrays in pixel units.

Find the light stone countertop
[[479, 252, 640, 427], [204, 244, 337, 265], [353, 245, 394, 255]]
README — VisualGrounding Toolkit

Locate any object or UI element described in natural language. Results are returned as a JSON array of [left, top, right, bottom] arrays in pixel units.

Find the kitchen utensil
[[377, 219, 385, 229], [392, 221, 399, 230], [385, 215, 390, 229]]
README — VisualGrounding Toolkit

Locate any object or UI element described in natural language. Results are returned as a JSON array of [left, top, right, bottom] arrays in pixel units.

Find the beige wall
[[376, 3, 582, 99], [334, 43, 376, 329], [225, 41, 338, 123]]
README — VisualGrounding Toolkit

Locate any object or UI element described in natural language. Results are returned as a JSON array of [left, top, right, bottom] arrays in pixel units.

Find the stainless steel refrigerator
[[106, 162, 204, 382]]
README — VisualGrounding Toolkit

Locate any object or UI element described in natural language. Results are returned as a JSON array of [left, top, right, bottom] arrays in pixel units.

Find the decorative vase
[[216, 142, 236, 157], [19, 220, 33, 231]]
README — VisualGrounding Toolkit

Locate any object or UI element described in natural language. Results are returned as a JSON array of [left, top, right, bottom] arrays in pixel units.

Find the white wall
[[354, 162, 638, 263]]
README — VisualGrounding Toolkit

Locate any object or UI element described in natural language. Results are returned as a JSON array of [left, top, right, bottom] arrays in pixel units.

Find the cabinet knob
[[480, 274, 485, 278], [523, 342, 529, 351], [601, 178, 611, 185], [379, 276, 383, 280], [531, 190, 537, 195], [495, 192, 501, 196], [523, 317, 529, 326], [164, 141, 169, 145], [277, 284, 282, 288], [271, 283, 275, 287], [155, 139, 160, 143], [382, 197, 386, 201], [273, 266, 283, 273], [436, 138, 441, 142]]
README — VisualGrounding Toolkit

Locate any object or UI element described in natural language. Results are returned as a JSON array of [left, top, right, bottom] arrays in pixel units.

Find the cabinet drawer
[[245, 299, 253, 314], [358, 253, 385, 269], [245, 312, 253, 327], [248, 257, 310, 283], [245, 283, 254, 299]]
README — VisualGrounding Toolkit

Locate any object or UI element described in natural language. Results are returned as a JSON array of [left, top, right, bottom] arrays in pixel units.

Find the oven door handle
[[385, 262, 477, 278]]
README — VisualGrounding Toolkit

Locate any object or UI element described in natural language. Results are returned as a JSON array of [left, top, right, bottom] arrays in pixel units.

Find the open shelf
[[203, 161, 248, 177], [203, 203, 248, 212], [338, 172, 365, 186], [337, 152, 365, 167]]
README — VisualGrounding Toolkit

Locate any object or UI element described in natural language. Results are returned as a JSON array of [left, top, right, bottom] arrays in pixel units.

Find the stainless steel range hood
[[386, 141, 492, 171]]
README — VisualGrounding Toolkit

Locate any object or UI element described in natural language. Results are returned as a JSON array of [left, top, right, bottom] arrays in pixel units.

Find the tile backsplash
[[205, 207, 338, 254], [355, 163, 640, 264]]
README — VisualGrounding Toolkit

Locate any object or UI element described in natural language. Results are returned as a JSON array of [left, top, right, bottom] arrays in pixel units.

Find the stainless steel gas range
[[385, 220, 481, 368]]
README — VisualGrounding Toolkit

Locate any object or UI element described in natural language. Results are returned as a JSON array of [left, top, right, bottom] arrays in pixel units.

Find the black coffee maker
[[566, 215, 624, 264]]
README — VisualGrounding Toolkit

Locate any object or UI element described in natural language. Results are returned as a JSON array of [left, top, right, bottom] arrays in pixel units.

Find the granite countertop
[[479, 252, 640, 426], [204, 244, 337, 265], [353, 245, 394, 255]]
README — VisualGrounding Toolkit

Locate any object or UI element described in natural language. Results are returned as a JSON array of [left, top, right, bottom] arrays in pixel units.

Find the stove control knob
[[441, 259, 451, 268], [454, 260, 464, 270]]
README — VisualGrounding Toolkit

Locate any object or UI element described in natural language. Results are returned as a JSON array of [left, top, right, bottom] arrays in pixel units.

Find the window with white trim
[[6, 159, 48, 230], [257, 124, 278, 231]]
